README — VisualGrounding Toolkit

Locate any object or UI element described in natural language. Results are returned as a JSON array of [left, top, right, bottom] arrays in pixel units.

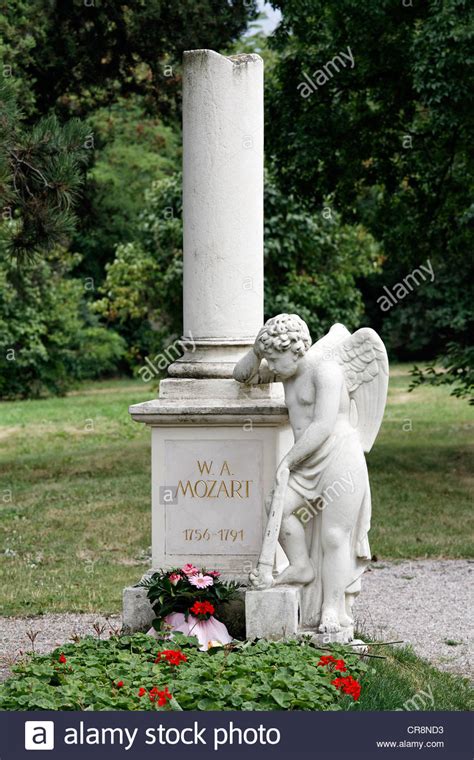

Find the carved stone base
[[245, 587, 359, 644], [298, 627, 354, 645], [246, 586, 301, 640], [122, 585, 154, 634]]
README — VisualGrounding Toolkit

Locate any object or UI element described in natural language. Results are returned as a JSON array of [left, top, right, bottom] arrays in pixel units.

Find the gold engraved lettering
[[197, 460, 213, 475], [216, 480, 230, 498], [177, 480, 194, 497], [193, 479, 208, 498], [206, 480, 217, 497]]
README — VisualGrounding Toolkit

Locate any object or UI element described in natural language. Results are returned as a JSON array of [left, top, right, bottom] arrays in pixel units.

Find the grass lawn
[[0, 367, 472, 616]]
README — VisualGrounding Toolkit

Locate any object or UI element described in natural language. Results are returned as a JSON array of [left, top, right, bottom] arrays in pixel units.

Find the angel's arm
[[281, 361, 343, 471], [233, 348, 275, 384]]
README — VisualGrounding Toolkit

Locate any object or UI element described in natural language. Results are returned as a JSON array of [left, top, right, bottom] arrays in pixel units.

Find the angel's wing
[[334, 327, 389, 452]]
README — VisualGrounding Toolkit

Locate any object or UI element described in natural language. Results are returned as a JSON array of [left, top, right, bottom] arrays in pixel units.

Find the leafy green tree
[[95, 172, 380, 368], [0, 241, 125, 399], [7, 0, 257, 119], [0, 75, 90, 260], [266, 0, 473, 397], [94, 174, 183, 367], [73, 96, 180, 280]]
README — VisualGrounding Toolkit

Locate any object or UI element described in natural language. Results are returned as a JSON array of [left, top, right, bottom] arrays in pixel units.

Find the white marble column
[[169, 49, 264, 378]]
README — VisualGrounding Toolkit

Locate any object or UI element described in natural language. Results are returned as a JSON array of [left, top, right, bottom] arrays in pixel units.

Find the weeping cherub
[[233, 314, 388, 634]]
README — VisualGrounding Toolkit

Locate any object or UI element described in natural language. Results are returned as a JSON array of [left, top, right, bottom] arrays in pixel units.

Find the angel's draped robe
[[287, 416, 371, 628]]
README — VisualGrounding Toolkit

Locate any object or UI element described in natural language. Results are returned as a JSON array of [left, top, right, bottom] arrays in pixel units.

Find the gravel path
[[354, 559, 473, 677], [0, 560, 472, 682]]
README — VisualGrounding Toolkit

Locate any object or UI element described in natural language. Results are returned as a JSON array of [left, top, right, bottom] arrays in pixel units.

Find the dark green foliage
[[0, 246, 125, 398], [410, 344, 474, 404], [73, 96, 180, 280], [0, 75, 90, 260], [96, 172, 380, 368], [0, 633, 369, 711], [11, 0, 258, 119], [0, 633, 469, 711], [264, 180, 380, 339], [266, 0, 473, 391], [94, 173, 183, 368]]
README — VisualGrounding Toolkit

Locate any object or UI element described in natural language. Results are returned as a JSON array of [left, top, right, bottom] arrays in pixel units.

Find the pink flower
[[181, 563, 199, 576], [208, 570, 221, 578], [188, 573, 214, 588], [168, 573, 181, 586]]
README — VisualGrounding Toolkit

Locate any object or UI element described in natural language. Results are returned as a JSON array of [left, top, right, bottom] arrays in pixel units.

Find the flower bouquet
[[138, 564, 240, 651]]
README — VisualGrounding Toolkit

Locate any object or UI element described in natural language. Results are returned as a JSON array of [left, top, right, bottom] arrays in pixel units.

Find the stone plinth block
[[245, 586, 301, 640], [300, 627, 355, 645], [122, 586, 154, 634]]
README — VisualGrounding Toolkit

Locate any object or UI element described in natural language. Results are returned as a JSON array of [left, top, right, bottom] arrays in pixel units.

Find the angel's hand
[[249, 564, 274, 590]]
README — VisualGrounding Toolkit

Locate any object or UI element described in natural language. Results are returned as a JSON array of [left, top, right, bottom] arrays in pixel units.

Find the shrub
[[0, 244, 125, 399]]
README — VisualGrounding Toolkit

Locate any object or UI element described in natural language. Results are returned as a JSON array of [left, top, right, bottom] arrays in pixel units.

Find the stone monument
[[124, 49, 292, 631], [234, 315, 388, 642], [123, 50, 388, 645]]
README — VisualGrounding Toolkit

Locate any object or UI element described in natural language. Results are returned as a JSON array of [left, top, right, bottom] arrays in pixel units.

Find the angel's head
[[255, 314, 312, 379]]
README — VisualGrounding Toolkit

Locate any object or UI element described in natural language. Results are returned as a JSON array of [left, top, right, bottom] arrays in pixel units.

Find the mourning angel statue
[[233, 315, 388, 634]]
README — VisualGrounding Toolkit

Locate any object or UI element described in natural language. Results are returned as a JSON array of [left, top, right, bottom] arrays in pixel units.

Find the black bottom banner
[[0, 710, 471, 759]]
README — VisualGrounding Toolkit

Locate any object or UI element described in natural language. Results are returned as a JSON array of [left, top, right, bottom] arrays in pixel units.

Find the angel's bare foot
[[319, 608, 342, 633], [338, 611, 353, 628], [249, 565, 274, 590], [273, 561, 314, 586]]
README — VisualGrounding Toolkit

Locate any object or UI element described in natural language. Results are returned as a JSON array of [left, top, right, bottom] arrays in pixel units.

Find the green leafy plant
[[0, 633, 368, 712]]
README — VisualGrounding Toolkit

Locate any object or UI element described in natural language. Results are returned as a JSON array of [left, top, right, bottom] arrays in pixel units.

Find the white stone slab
[[151, 422, 293, 577], [246, 586, 301, 639], [164, 439, 263, 556]]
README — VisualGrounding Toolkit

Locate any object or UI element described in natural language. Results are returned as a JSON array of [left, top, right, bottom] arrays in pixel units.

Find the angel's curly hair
[[256, 314, 312, 357]]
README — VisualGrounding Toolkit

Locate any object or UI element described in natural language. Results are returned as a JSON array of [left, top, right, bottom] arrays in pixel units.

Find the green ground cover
[[0, 634, 470, 712], [0, 367, 472, 616]]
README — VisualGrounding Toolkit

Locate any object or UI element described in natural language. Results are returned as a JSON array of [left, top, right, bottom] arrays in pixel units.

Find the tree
[[95, 172, 380, 369], [0, 243, 125, 398], [5, 0, 258, 120], [0, 75, 90, 260], [266, 0, 473, 398]]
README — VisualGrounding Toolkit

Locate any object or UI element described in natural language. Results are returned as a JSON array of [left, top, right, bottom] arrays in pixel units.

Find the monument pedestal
[[129, 378, 291, 575]]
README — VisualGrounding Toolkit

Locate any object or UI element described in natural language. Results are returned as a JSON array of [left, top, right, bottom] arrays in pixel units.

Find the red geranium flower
[[317, 654, 346, 672], [155, 650, 188, 666], [189, 600, 215, 619], [116, 680, 124, 688], [138, 687, 147, 697], [149, 686, 172, 706], [331, 675, 361, 701], [317, 655, 336, 667], [58, 653, 67, 664]]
